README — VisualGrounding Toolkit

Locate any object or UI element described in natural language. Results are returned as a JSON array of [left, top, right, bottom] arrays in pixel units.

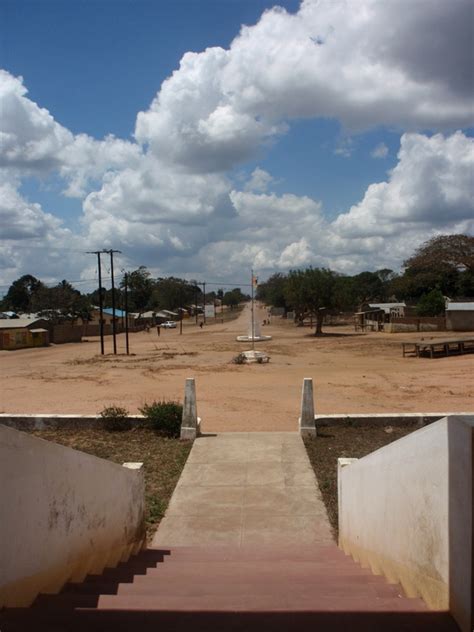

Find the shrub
[[139, 400, 183, 437], [99, 405, 131, 432], [416, 288, 445, 316]]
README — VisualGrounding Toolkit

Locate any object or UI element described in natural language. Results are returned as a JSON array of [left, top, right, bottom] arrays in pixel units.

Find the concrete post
[[299, 377, 316, 438], [337, 457, 359, 548], [180, 378, 200, 441]]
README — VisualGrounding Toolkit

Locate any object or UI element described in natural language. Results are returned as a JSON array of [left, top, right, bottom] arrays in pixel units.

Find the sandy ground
[[1, 304, 473, 431]]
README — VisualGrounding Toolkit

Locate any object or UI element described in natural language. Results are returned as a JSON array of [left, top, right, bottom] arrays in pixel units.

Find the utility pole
[[87, 250, 105, 355], [251, 269, 255, 351], [124, 272, 130, 355], [203, 281, 206, 325], [193, 281, 199, 325], [108, 249, 121, 355]]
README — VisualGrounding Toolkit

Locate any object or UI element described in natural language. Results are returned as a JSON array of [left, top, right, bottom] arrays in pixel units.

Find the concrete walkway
[[152, 432, 333, 547]]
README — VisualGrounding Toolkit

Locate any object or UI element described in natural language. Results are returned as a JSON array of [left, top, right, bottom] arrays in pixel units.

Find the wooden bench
[[402, 337, 474, 358]]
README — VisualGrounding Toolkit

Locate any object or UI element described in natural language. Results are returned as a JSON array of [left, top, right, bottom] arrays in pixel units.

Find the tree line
[[0, 266, 248, 322], [256, 234, 474, 334], [2, 234, 472, 327]]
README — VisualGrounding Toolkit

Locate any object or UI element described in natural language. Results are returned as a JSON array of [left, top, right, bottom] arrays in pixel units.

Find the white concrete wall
[[0, 425, 146, 607], [447, 416, 473, 632], [338, 416, 473, 632]]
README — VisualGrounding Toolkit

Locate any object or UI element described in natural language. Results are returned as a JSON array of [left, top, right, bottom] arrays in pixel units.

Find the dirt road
[[1, 304, 473, 431]]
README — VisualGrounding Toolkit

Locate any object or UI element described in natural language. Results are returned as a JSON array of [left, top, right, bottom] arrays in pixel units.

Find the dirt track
[[1, 304, 473, 431]]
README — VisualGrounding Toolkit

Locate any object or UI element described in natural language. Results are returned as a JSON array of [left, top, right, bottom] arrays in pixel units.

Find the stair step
[[62, 582, 122, 595], [153, 545, 350, 563], [146, 560, 384, 576], [83, 571, 144, 584], [94, 593, 429, 612], [0, 608, 460, 632], [116, 580, 403, 599], [33, 593, 101, 611]]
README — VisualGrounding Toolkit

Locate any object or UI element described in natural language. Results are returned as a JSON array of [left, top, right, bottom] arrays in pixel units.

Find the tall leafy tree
[[285, 268, 336, 335], [1, 275, 45, 313], [256, 273, 288, 309], [151, 277, 199, 311], [120, 267, 153, 313], [400, 234, 474, 299], [222, 288, 246, 309]]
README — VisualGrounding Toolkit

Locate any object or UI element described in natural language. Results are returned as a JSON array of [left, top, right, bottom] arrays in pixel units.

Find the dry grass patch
[[304, 425, 415, 538], [28, 428, 192, 541]]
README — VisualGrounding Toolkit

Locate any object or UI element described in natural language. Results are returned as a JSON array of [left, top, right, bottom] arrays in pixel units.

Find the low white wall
[[315, 411, 474, 428], [0, 425, 146, 607], [0, 413, 143, 430], [338, 416, 473, 632]]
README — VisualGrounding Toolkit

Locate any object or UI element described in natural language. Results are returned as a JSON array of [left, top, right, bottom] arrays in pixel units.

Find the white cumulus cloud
[[134, 0, 473, 173]]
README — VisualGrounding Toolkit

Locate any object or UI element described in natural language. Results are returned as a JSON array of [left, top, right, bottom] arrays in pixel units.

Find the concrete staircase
[[0, 545, 460, 631]]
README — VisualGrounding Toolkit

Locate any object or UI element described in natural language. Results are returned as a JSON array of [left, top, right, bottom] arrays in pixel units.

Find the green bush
[[416, 288, 445, 316], [99, 405, 131, 432], [139, 400, 183, 437]]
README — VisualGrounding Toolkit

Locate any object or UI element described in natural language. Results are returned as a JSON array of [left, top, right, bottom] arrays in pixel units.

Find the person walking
[[156, 325, 161, 337]]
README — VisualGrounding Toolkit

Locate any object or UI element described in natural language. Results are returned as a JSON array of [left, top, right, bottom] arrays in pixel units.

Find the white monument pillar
[[299, 377, 317, 438], [180, 378, 200, 440]]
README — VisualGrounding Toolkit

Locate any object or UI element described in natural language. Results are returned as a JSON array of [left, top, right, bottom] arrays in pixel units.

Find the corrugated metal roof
[[102, 308, 127, 317], [0, 319, 43, 329], [446, 302, 474, 311], [368, 302, 405, 314], [368, 303, 406, 309]]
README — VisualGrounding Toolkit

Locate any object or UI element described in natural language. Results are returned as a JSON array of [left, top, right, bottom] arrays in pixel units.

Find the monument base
[[239, 350, 270, 363], [236, 335, 272, 342]]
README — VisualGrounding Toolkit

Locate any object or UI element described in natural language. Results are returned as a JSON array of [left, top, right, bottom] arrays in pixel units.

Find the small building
[[0, 319, 49, 350], [446, 302, 474, 331], [368, 303, 406, 318], [355, 303, 407, 331], [155, 310, 179, 323], [90, 308, 134, 328]]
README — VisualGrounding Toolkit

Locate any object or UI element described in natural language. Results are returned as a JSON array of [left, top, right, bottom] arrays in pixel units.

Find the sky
[[0, 0, 473, 294]]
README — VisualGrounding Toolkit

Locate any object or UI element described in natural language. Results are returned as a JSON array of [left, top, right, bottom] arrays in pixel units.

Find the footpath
[[152, 432, 334, 546]]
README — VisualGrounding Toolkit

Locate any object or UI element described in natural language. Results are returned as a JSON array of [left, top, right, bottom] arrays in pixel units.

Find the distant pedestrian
[[145, 324, 150, 333], [156, 325, 161, 337], [199, 322, 203, 329]]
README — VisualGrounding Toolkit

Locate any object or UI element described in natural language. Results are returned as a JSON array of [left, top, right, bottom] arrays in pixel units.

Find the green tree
[[332, 275, 359, 311], [151, 277, 198, 311], [33, 280, 92, 324], [284, 268, 336, 335], [416, 289, 446, 316], [1, 275, 45, 313], [256, 273, 288, 309], [400, 234, 474, 300], [121, 267, 153, 313], [223, 288, 245, 309]]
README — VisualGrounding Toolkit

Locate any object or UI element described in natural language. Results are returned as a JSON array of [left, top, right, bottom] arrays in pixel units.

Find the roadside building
[[155, 310, 179, 324], [355, 303, 406, 331], [89, 308, 134, 328], [446, 302, 474, 331], [0, 319, 49, 350]]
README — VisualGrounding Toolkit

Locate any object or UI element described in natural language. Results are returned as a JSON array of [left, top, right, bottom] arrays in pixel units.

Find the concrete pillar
[[299, 377, 316, 438], [337, 457, 359, 548], [180, 378, 200, 440]]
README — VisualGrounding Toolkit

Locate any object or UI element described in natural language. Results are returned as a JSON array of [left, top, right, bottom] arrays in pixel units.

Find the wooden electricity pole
[[108, 249, 121, 355], [87, 250, 106, 355]]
